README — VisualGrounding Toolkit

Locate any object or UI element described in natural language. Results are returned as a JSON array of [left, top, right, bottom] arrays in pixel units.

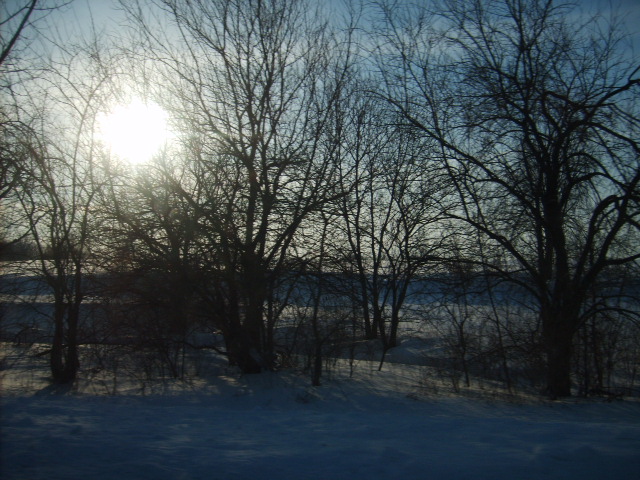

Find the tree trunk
[[51, 307, 80, 384], [223, 294, 263, 374], [244, 293, 266, 367], [388, 310, 400, 349], [543, 315, 574, 398], [356, 272, 375, 339], [50, 299, 67, 382], [224, 324, 263, 374], [312, 342, 323, 387], [63, 300, 81, 382], [236, 249, 275, 372]]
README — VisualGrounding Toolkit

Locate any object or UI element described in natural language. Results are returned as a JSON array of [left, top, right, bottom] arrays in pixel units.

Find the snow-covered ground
[[2, 345, 639, 480]]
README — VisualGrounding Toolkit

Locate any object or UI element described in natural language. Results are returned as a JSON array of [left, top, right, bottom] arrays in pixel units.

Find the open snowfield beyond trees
[[1, 345, 639, 480]]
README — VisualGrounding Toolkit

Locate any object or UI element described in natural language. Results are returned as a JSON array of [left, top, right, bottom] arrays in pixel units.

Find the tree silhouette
[[376, 0, 640, 396]]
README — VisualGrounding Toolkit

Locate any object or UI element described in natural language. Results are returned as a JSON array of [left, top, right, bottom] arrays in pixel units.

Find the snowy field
[[2, 345, 640, 480]]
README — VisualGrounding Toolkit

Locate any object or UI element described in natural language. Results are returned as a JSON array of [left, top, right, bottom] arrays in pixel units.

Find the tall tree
[[376, 0, 640, 396], [336, 89, 447, 358], [14, 39, 116, 383], [120, 0, 351, 372]]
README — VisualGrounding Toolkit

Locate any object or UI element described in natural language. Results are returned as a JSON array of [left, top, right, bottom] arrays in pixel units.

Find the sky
[[7, 0, 640, 48]]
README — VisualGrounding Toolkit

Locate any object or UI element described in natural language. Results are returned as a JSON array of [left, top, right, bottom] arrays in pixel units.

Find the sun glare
[[98, 99, 171, 164]]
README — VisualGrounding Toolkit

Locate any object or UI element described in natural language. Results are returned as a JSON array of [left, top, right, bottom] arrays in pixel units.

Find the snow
[[2, 347, 639, 480]]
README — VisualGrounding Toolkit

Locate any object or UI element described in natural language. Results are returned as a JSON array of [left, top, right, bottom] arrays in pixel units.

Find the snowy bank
[[2, 360, 640, 480]]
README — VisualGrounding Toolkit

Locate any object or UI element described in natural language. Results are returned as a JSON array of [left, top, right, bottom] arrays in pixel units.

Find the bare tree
[[13, 38, 117, 383], [1, 0, 69, 241], [375, 0, 640, 396], [335, 83, 449, 367], [96, 153, 209, 379], [118, 0, 351, 373]]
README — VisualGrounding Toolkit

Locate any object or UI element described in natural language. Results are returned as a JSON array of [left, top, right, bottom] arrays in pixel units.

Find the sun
[[97, 99, 172, 164]]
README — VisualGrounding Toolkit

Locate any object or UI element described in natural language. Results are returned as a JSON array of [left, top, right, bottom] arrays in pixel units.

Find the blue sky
[[11, 0, 638, 36], [78, 0, 640, 54], [3, 0, 639, 60]]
